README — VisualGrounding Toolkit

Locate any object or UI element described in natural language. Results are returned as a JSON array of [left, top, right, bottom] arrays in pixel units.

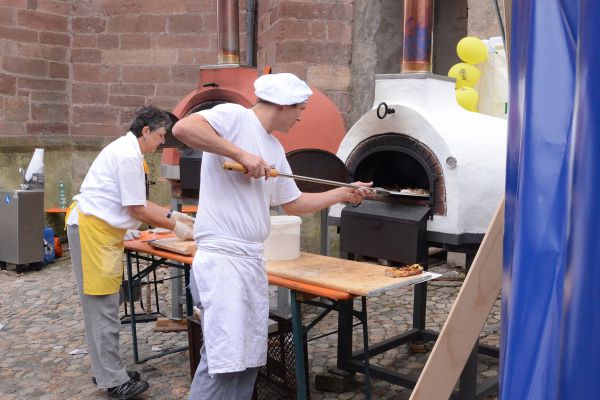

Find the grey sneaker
[[107, 378, 149, 399], [92, 370, 140, 386]]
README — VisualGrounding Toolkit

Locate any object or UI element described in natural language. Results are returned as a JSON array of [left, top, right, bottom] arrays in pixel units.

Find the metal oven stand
[[336, 257, 499, 400]]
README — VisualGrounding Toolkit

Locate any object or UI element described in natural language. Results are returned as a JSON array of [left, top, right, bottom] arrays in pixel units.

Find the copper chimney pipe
[[401, 0, 434, 73], [217, 0, 240, 64]]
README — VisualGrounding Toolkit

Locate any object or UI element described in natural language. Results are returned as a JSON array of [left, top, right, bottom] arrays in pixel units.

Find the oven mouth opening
[[345, 133, 446, 215], [353, 150, 431, 196]]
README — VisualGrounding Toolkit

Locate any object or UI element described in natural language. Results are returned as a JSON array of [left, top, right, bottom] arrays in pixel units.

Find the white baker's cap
[[254, 73, 313, 105]]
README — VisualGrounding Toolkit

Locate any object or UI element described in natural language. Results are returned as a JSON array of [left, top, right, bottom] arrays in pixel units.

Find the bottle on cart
[[58, 181, 67, 209]]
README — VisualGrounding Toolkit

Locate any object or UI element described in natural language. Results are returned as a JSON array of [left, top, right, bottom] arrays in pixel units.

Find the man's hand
[[237, 152, 272, 179], [170, 210, 195, 228], [173, 221, 194, 240], [339, 181, 374, 205], [124, 230, 141, 241]]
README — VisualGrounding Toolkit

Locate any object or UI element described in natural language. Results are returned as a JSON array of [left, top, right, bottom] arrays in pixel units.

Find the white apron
[[192, 236, 268, 374]]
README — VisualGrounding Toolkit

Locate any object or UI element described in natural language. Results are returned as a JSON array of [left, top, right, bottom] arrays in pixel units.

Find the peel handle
[[223, 161, 376, 192], [223, 161, 279, 177]]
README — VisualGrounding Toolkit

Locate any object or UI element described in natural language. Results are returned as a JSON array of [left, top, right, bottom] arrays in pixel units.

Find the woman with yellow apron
[[66, 106, 195, 400]]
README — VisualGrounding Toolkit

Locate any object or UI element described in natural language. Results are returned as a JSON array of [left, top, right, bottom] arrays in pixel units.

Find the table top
[[124, 234, 354, 299], [124, 232, 194, 264], [123, 233, 437, 299], [268, 252, 439, 296]]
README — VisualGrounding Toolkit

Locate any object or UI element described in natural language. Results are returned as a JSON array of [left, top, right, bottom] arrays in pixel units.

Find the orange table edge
[[46, 207, 67, 213], [46, 205, 197, 215]]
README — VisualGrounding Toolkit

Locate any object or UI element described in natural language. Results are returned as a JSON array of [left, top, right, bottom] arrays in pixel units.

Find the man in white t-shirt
[[67, 106, 195, 400], [173, 73, 372, 400]]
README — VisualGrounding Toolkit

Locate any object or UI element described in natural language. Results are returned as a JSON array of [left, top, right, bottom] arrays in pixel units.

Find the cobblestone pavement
[[0, 250, 499, 400]]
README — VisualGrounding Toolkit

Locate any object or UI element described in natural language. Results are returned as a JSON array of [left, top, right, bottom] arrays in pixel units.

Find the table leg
[[290, 289, 308, 400], [170, 265, 183, 319], [337, 300, 354, 368], [413, 280, 427, 331], [320, 208, 330, 256], [360, 296, 372, 400], [184, 264, 193, 316], [126, 251, 140, 363], [457, 257, 478, 400], [458, 343, 478, 400], [170, 200, 184, 319]]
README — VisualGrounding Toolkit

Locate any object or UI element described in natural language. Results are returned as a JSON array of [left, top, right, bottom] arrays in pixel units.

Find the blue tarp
[[501, 1, 600, 398]]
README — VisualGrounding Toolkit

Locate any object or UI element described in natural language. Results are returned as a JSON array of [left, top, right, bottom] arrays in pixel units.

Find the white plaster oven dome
[[331, 74, 507, 238]]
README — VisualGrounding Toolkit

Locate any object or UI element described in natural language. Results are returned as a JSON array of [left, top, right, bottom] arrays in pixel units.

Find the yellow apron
[[76, 206, 127, 295], [66, 160, 145, 295]]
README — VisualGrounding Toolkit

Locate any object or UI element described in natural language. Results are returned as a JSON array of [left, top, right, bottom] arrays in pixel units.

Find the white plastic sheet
[[24, 148, 44, 181]]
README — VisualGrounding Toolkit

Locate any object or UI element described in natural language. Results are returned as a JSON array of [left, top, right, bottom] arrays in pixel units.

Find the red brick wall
[[70, 0, 228, 136], [0, 0, 351, 140], [257, 0, 353, 126], [0, 0, 70, 136]]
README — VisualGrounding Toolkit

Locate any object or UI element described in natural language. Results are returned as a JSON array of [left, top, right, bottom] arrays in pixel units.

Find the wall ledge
[[0, 135, 115, 153]]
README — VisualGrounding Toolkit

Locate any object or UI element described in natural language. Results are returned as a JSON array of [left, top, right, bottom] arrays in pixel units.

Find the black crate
[[187, 316, 204, 380], [187, 316, 309, 400]]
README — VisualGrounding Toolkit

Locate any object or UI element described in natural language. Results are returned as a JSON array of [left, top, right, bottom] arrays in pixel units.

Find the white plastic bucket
[[264, 215, 302, 260]]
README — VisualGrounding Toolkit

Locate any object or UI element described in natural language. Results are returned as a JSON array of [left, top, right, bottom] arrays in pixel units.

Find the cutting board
[[149, 237, 196, 256], [267, 252, 439, 296]]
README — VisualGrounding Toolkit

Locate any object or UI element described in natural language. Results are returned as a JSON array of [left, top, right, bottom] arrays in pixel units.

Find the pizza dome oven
[[328, 0, 507, 263], [329, 74, 507, 261]]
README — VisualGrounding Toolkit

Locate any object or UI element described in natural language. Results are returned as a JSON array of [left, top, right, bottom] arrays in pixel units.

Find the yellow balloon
[[456, 87, 479, 111], [457, 36, 488, 64], [448, 63, 481, 88]]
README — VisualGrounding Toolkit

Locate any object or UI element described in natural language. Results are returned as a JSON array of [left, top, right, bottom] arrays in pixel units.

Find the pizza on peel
[[385, 264, 424, 278]]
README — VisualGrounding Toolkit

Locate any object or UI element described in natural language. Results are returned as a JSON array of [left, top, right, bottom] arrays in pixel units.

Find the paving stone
[[0, 251, 499, 399]]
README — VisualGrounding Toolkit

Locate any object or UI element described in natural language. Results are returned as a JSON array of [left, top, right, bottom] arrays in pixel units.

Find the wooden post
[[409, 199, 504, 400]]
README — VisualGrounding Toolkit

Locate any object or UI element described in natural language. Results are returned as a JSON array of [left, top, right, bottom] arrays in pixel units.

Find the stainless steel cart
[[0, 189, 44, 272]]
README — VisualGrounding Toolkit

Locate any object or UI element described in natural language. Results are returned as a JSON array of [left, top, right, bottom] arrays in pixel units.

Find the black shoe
[[92, 370, 141, 386], [107, 378, 149, 399]]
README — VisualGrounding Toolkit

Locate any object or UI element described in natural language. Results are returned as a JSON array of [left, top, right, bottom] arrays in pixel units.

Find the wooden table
[[123, 235, 439, 399], [123, 233, 194, 363], [267, 253, 439, 400]]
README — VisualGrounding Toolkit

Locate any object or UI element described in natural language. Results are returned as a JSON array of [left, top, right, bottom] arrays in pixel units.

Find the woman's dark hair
[[129, 106, 172, 137]]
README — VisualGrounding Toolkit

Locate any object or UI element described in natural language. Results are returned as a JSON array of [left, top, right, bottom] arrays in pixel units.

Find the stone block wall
[[69, 0, 221, 136], [257, 0, 353, 126], [468, 0, 505, 39], [0, 0, 253, 142], [0, 0, 239, 210], [0, 0, 70, 137]]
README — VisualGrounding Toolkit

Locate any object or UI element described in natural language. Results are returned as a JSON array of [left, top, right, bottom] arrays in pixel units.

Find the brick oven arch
[[346, 133, 446, 216]]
